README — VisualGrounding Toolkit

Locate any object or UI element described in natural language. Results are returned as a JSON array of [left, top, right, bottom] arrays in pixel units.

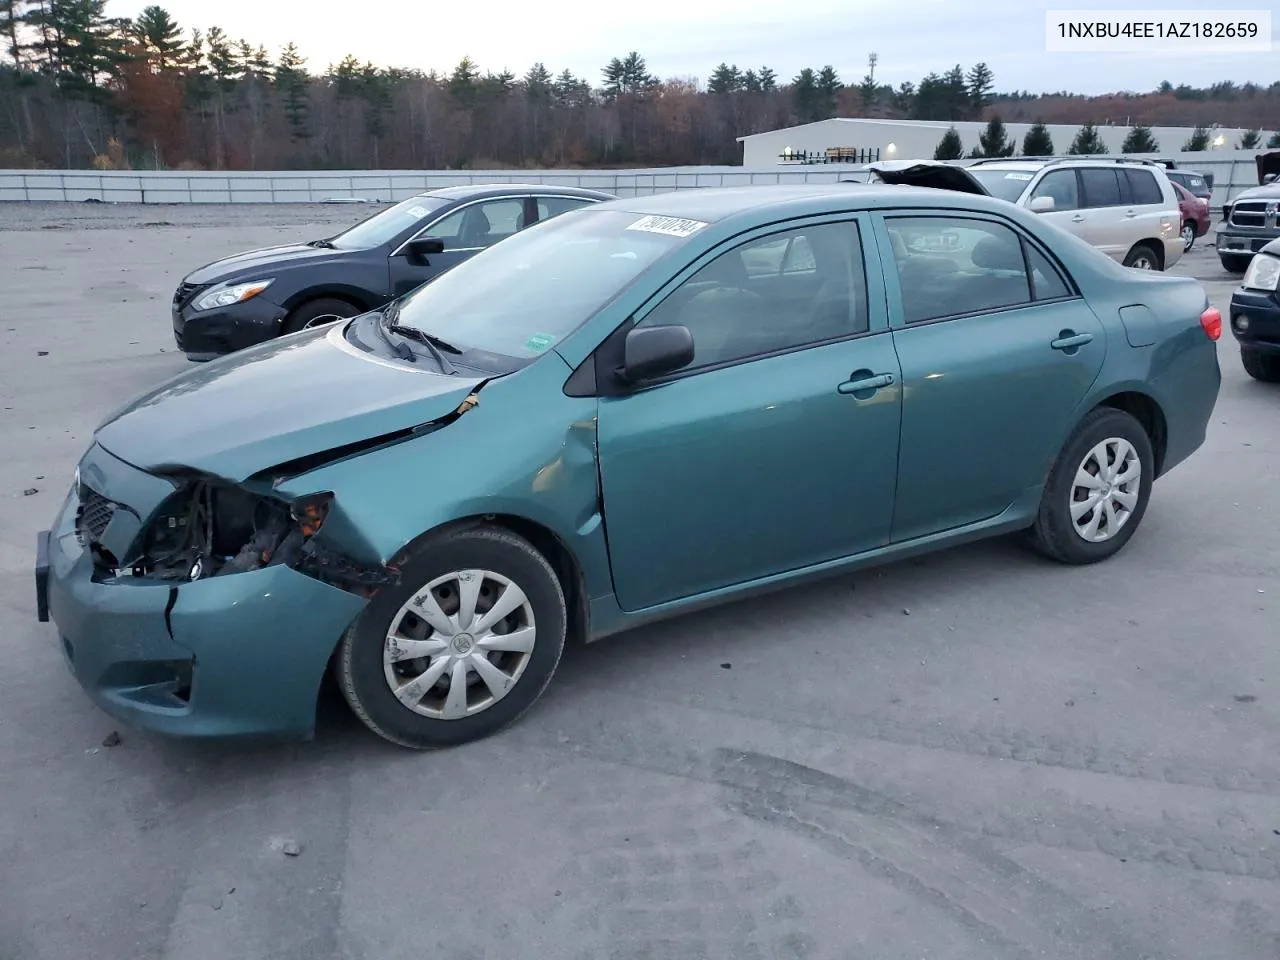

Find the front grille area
[[173, 281, 204, 308], [75, 489, 117, 547], [1229, 201, 1271, 228]]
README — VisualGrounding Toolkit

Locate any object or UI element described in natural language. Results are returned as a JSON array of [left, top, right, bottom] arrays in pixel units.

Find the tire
[[1219, 253, 1252, 275], [1122, 243, 1161, 271], [1241, 346, 1280, 383], [1029, 407, 1154, 565], [1181, 221, 1195, 252], [282, 297, 361, 336], [337, 525, 567, 750]]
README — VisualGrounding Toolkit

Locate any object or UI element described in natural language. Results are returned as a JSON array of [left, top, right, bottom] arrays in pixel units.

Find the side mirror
[[1029, 196, 1055, 213], [621, 325, 694, 383], [405, 237, 445, 264]]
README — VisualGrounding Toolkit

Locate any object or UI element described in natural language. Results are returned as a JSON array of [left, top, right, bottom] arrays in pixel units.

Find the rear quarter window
[[1124, 169, 1164, 206]]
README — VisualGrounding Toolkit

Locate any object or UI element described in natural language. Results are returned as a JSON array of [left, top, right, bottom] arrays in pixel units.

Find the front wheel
[[282, 297, 360, 336], [337, 525, 567, 749], [1241, 346, 1280, 383], [1029, 407, 1154, 565]]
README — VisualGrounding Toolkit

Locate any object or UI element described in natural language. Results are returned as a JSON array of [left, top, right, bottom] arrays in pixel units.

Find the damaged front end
[[120, 477, 400, 595]]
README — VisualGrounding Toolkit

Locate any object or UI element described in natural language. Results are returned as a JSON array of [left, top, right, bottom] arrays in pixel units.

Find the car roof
[[601, 183, 1032, 226], [418, 183, 615, 201]]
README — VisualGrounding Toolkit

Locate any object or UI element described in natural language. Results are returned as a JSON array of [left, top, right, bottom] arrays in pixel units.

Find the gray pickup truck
[[1217, 151, 1280, 274]]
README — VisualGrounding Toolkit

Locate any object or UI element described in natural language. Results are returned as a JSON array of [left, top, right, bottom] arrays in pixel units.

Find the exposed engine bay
[[127, 479, 397, 594]]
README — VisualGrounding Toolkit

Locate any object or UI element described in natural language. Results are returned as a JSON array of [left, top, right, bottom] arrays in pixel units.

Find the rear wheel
[[1181, 221, 1196, 252], [282, 297, 360, 336], [1241, 347, 1280, 383], [337, 525, 567, 750], [1219, 253, 1252, 275], [1029, 407, 1154, 565], [1122, 243, 1162, 271]]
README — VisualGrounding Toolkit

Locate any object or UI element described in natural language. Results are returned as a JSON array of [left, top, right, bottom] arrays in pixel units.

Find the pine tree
[[966, 62, 994, 118], [942, 64, 967, 120], [1121, 124, 1158, 153], [274, 42, 310, 143], [132, 5, 184, 69], [707, 62, 741, 96], [858, 52, 877, 112], [791, 67, 819, 123], [1022, 122, 1054, 155], [1068, 122, 1106, 154], [815, 65, 841, 119], [976, 116, 1015, 157], [1238, 129, 1261, 149], [1181, 125, 1209, 151], [934, 127, 963, 160]]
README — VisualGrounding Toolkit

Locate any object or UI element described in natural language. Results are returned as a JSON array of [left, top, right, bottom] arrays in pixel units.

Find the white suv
[[870, 157, 1184, 271]]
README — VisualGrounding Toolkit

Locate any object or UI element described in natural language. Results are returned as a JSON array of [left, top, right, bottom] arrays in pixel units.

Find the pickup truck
[[1216, 151, 1280, 274]]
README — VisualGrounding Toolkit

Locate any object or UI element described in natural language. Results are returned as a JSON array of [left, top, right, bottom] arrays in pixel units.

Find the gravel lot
[[1, 203, 1278, 960]]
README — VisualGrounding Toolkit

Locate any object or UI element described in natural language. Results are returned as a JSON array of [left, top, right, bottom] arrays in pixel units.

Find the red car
[[1173, 181, 1211, 252]]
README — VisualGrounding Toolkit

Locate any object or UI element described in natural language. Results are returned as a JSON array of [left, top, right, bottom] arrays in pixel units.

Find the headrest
[[971, 234, 1024, 272]]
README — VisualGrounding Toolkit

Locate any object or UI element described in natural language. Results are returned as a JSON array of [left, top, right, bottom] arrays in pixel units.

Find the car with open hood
[[1216, 151, 1280, 274], [171, 183, 615, 360], [36, 184, 1221, 750], [867, 157, 1183, 271]]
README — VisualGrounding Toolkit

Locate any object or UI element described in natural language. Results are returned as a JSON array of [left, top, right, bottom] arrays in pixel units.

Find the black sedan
[[1229, 237, 1280, 382], [171, 183, 616, 360]]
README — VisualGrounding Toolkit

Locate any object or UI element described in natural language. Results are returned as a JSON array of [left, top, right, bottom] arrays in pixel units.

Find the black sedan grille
[[75, 489, 117, 547], [173, 281, 204, 308]]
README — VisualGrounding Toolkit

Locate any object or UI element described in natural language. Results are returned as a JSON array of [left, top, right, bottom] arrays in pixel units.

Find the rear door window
[[1079, 169, 1123, 208]]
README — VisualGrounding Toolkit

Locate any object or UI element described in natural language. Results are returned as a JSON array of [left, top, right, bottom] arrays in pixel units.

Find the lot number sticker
[[626, 215, 709, 238], [525, 332, 556, 353]]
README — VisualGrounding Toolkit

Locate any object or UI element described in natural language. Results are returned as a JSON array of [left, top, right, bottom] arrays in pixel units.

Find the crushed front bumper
[[173, 295, 289, 362], [38, 484, 368, 740]]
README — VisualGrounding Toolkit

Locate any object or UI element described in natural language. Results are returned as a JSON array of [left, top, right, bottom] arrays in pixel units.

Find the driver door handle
[[838, 372, 895, 395], [1070, 214, 1086, 223], [1051, 331, 1094, 351]]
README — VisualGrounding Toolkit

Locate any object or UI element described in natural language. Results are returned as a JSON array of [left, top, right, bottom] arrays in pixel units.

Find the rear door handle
[[1124, 209, 1138, 218], [1070, 215, 1085, 222], [838, 372, 895, 395], [1051, 331, 1094, 351]]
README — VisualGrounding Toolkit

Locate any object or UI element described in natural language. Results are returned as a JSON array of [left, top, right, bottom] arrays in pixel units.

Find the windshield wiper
[[378, 302, 457, 374], [386, 323, 458, 375], [375, 306, 417, 363], [307, 238, 336, 248]]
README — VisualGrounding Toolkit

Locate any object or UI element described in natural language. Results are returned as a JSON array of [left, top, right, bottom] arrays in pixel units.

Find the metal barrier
[[0, 151, 1267, 207]]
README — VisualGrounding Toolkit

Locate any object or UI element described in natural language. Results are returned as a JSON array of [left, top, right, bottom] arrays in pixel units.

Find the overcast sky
[[109, 0, 1277, 95]]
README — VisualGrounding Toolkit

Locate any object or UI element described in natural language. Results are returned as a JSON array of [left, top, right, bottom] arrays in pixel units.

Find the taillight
[[1200, 306, 1222, 341]]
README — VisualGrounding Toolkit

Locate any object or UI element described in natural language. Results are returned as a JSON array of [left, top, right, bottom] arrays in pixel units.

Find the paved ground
[[1, 204, 1277, 960]]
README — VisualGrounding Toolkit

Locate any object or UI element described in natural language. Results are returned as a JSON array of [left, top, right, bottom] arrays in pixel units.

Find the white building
[[737, 118, 1275, 167]]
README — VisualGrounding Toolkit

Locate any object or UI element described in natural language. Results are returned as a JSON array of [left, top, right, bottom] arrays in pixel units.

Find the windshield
[[329, 195, 451, 250], [967, 169, 1038, 203], [391, 209, 698, 360]]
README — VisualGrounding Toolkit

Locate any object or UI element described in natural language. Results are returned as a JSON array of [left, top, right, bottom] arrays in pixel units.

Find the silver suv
[[870, 157, 1184, 271]]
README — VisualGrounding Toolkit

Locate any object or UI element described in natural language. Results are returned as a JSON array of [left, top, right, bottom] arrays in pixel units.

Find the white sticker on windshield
[[1005, 173, 1034, 180], [406, 206, 428, 218], [626, 215, 709, 238]]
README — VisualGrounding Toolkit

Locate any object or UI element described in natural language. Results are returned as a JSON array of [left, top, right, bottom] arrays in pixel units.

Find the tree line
[[1, 1, 1277, 170], [933, 117, 1280, 160]]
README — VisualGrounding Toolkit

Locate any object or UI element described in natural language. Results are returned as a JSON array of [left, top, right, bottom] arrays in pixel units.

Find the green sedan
[[35, 185, 1223, 749]]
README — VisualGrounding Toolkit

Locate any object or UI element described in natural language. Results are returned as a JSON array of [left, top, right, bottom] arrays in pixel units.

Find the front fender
[[275, 354, 614, 599]]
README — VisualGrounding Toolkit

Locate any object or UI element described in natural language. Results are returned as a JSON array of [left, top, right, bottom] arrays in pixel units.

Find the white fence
[[0, 151, 1269, 208]]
